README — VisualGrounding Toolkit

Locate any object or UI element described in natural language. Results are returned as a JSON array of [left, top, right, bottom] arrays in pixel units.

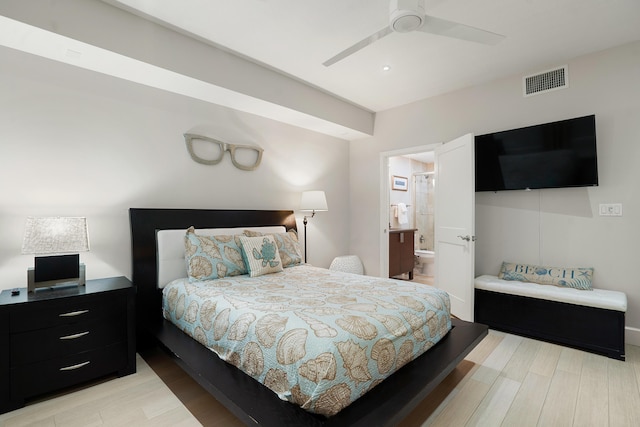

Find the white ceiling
[[1, 0, 639, 140], [109, 0, 640, 112]]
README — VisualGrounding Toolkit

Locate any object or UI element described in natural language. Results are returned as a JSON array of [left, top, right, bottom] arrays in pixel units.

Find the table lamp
[[21, 217, 90, 292]]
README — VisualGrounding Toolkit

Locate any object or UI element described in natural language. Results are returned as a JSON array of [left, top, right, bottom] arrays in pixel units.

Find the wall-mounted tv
[[475, 115, 598, 192]]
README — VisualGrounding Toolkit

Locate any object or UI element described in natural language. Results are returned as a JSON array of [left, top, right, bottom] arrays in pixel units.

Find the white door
[[434, 134, 475, 321]]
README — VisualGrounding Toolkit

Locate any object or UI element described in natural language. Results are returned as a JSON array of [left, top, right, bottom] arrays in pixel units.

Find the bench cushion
[[475, 275, 627, 312], [498, 262, 593, 290]]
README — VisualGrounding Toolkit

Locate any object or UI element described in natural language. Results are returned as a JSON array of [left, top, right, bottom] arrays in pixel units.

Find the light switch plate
[[599, 203, 623, 216]]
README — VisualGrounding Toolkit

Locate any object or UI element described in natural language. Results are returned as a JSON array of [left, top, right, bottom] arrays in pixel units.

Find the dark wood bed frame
[[129, 208, 488, 426]]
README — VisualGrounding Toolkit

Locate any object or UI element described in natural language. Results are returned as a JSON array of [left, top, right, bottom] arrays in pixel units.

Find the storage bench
[[474, 275, 627, 360]]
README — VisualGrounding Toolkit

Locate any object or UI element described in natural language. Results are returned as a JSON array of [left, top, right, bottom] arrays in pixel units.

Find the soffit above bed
[[0, 0, 374, 141]]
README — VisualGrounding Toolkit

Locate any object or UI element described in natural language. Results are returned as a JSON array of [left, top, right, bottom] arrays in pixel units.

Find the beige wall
[[0, 46, 349, 287], [350, 41, 640, 330]]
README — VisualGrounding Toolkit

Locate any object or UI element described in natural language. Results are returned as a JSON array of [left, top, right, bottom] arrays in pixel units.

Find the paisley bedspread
[[162, 264, 451, 417]]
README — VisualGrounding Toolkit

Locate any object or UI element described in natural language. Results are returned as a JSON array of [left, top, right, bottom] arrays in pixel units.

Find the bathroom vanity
[[389, 228, 416, 279]]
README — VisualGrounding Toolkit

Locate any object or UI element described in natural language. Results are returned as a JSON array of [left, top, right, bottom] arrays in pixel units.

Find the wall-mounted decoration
[[391, 175, 408, 191], [184, 133, 263, 171]]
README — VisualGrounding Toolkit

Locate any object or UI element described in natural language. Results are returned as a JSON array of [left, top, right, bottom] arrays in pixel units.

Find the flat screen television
[[475, 115, 598, 192]]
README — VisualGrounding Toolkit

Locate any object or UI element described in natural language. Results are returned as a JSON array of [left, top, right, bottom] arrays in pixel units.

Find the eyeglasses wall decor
[[184, 133, 263, 171]]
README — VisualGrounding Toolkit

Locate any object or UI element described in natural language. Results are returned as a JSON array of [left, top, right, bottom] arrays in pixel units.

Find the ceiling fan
[[323, 0, 505, 66]]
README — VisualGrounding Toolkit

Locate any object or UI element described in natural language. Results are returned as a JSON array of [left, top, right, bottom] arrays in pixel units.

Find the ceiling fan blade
[[323, 26, 393, 67], [419, 15, 504, 45]]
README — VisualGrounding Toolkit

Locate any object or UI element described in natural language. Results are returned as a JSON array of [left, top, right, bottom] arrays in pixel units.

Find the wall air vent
[[523, 65, 568, 97]]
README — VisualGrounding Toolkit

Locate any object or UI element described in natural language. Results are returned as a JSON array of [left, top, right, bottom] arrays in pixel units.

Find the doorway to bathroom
[[386, 149, 436, 286], [380, 135, 476, 321]]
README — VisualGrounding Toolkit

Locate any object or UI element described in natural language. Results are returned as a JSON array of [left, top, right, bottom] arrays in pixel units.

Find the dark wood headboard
[[129, 208, 297, 339]]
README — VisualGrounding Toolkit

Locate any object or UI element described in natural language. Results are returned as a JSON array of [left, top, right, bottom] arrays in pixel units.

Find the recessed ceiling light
[[382, 65, 391, 72]]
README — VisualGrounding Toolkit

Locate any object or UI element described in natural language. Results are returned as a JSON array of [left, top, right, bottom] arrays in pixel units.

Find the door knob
[[458, 235, 476, 242]]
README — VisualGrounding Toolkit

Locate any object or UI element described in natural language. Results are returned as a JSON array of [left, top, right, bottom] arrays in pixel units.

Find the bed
[[130, 208, 488, 426]]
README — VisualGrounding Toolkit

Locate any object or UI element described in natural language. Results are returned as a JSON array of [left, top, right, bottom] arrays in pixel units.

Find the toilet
[[415, 250, 435, 276]]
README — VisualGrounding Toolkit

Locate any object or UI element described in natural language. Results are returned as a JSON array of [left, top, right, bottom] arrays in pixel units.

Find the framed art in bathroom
[[392, 175, 408, 191]]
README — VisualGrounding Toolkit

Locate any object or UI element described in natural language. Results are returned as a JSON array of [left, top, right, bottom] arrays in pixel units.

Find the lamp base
[[27, 264, 86, 293]]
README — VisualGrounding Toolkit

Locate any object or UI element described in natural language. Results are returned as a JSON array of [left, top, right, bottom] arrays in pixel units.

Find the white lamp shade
[[300, 191, 328, 212], [22, 217, 90, 254]]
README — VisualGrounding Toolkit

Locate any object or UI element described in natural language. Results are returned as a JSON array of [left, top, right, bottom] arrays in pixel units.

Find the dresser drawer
[[11, 342, 128, 399], [10, 293, 126, 333], [11, 317, 126, 366]]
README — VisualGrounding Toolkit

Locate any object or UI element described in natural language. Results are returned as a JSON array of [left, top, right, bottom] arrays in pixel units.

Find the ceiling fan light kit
[[390, 0, 425, 33], [323, 0, 505, 67]]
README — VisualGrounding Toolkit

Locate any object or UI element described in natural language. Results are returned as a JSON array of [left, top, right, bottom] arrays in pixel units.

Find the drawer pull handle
[[59, 361, 90, 371], [59, 331, 90, 340], [59, 310, 89, 317]]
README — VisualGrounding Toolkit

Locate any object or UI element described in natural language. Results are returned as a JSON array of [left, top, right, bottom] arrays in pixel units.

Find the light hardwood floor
[[410, 330, 640, 427], [412, 272, 434, 286], [3, 333, 640, 426], [0, 355, 200, 427]]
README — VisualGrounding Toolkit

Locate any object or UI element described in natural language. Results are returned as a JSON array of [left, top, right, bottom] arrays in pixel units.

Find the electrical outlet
[[599, 203, 623, 216]]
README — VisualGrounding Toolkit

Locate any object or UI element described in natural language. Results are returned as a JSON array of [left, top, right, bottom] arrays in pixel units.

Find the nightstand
[[0, 276, 135, 414]]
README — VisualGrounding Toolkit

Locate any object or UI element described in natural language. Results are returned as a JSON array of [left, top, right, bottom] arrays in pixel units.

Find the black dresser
[[0, 276, 135, 414]]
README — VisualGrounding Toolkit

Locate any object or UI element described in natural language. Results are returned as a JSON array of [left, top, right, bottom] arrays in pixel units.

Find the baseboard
[[625, 326, 640, 346]]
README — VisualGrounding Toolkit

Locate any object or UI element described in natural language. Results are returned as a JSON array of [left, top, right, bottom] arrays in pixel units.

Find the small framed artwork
[[392, 175, 408, 191]]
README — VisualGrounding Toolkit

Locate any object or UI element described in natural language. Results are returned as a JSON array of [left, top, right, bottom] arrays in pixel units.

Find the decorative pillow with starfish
[[240, 235, 284, 277]]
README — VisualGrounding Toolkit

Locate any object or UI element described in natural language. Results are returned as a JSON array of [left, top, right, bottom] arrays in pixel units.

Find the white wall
[[0, 46, 349, 288], [350, 41, 640, 329]]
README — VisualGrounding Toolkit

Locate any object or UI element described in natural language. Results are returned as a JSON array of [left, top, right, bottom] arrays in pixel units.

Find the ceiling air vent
[[523, 65, 568, 97]]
